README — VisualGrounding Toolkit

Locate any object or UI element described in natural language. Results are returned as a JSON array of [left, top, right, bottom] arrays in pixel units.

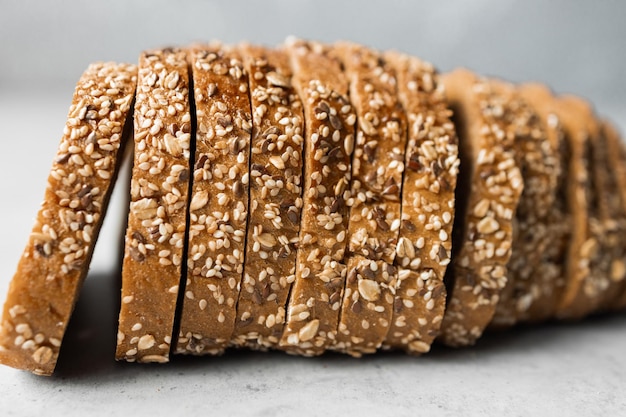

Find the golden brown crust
[[279, 39, 356, 355], [116, 48, 192, 363], [327, 42, 406, 355], [175, 44, 252, 355], [490, 81, 560, 327], [438, 69, 523, 347], [0, 62, 136, 375], [382, 52, 459, 354], [229, 45, 305, 350]]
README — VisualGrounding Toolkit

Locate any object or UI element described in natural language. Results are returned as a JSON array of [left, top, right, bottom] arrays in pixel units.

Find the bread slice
[[382, 52, 459, 354], [514, 83, 569, 323], [334, 42, 407, 264], [604, 122, 626, 311], [0, 62, 137, 375], [551, 96, 602, 319], [175, 44, 252, 355], [490, 80, 560, 328], [229, 45, 305, 350], [585, 119, 626, 313], [438, 69, 523, 347], [330, 42, 405, 356], [116, 48, 192, 363], [279, 39, 356, 355]]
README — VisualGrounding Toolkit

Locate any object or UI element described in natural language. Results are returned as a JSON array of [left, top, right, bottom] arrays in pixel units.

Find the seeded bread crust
[[116, 48, 192, 363], [329, 42, 405, 355], [334, 42, 407, 263], [585, 119, 626, 313], [279, 39, 356, 356], [382, 52, 459, 354], [175, 45, 252, 355], [0, 62, 136, 375], [604, 122, 626, 311], [438, 70, 523, 347], [578, 103, 614, 318], [552, 97, 601, 319], [514, 84, 569, 323], [229, 45, 305, 350], [490, 80, 560, 328]]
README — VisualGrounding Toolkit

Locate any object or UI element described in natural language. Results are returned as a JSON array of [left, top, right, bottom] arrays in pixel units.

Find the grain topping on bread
[[175, 44, 252, 355], [551, 97, 600, 319], [383, 52, 459, 353], [116, 48, 192, 363], [331, 42, 404, 355], [279, 39, 356, 355], [230, 45, 305, 350], [0, 62, 137, 375], [509, 84, 570, 323], [491, 80, 560, 327], [439, 70, 523, 347]]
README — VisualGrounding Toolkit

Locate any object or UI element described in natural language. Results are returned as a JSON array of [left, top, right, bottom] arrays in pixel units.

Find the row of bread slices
[[1, 38, 625, 376]]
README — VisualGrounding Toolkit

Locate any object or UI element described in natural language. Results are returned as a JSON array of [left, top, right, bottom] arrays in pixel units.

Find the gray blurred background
[[1, 0, 626, 110]]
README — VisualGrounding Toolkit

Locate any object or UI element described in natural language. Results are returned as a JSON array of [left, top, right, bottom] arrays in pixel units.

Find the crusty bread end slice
[[0, 62, 137, 375]]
